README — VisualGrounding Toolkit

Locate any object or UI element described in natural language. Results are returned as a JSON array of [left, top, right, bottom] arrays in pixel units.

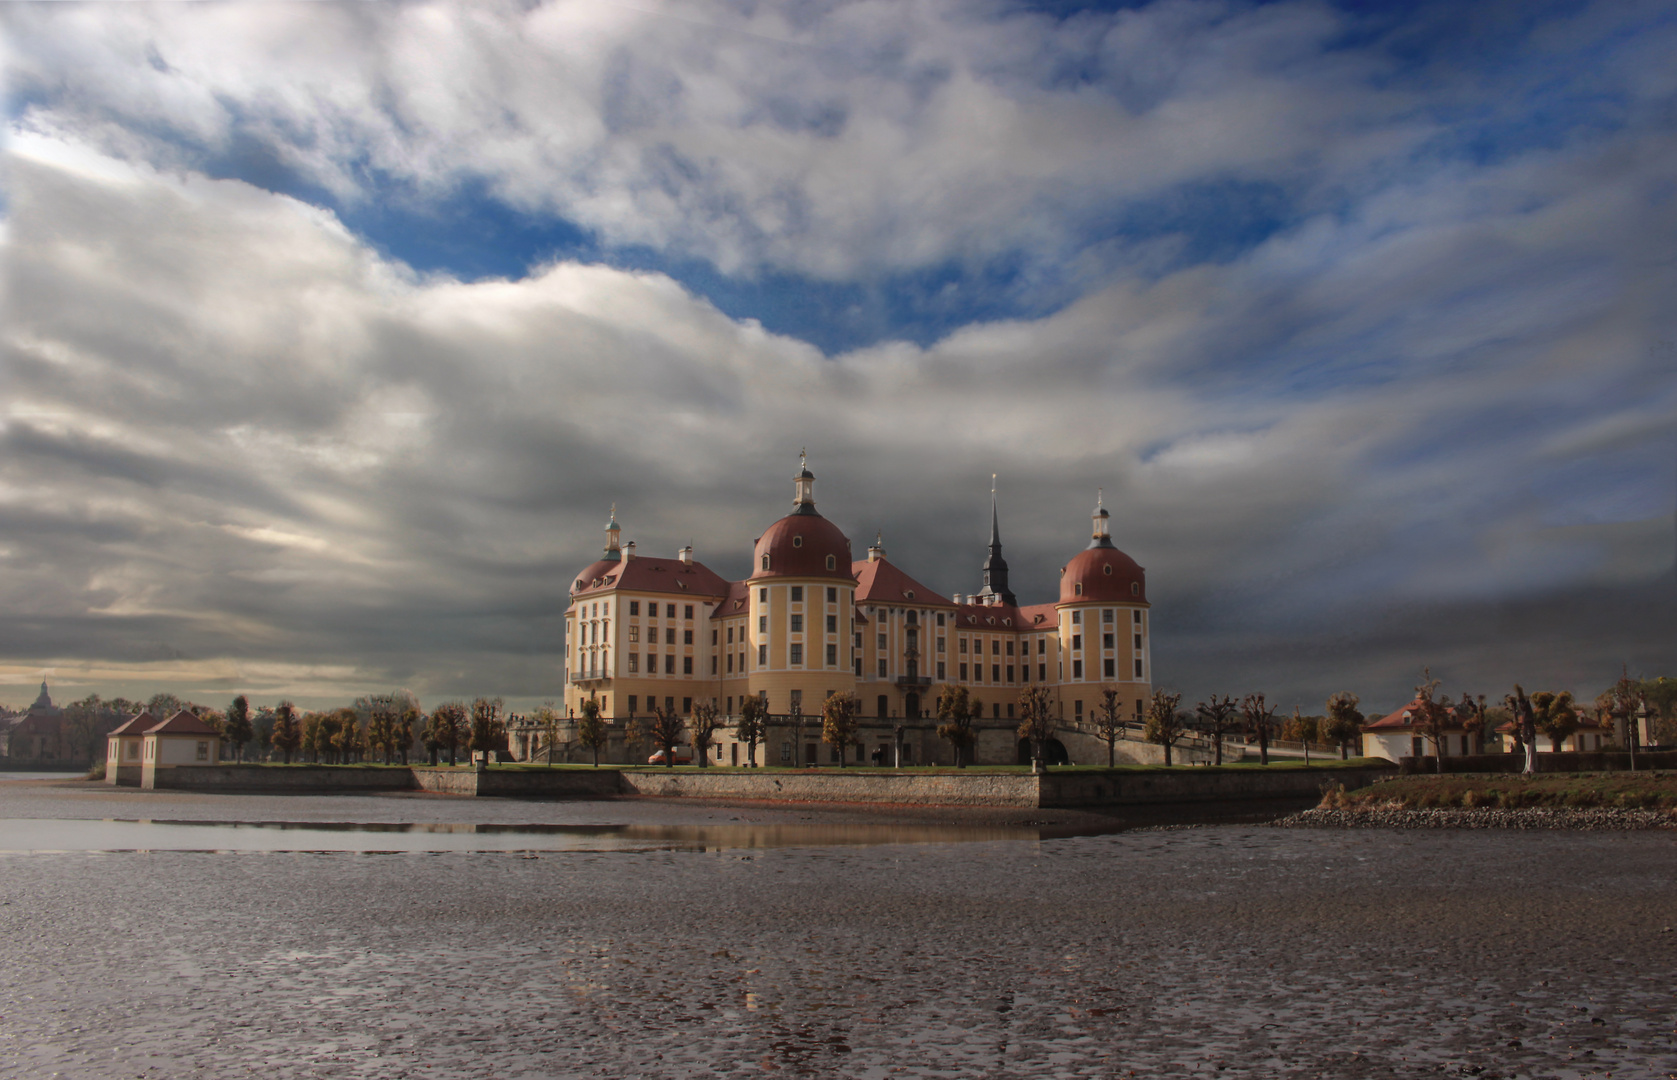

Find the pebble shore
[[1273, 805, 1677, 829]]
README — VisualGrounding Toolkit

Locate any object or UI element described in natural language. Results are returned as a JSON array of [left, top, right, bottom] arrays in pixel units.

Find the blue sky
[[2, 0, 1673, 710]]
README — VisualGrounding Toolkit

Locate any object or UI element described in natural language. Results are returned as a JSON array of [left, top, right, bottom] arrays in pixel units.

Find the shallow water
[[1, 786, 1673, 1079]]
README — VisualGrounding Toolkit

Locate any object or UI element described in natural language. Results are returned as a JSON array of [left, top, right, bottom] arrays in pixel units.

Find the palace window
[[937, 661, 946, 680], [790, 614, 803, 633], [685, 605, 694, 619], [854, 659, 862, 675], [826, 644, 837, 666], [1135, 633, 1142, 648], [959, 638, 968, 653], [1103, 633, 1114, 649], [758, 644, 768, 665], [992, 704, 1001, 719], [878, 660, 887, 677], [759, 615, 768, 633], [710, 657, 717, 675], [1073, 660, 1083, 679], [665, 628, 675, 645], [1074, 582, 1083, 595], [826, 614, 837, 632], [878, 633, 887, 649], [991, 640, 1001, 656], [628, 655, 639, 673], [992, 664, 1001, 682], [683, 697, 692, 713], [791, 586, 803, 602], [790, 644, 803, 665], [826, 555, 836, 570], [827, 587, 837, 602], [1038, 639, 1046, 654], [1006, 666, 1015, 683], [854, 632, 862, 647], [1039, 663, 1046, 681], [1104, 659, 1115, 678], [759, 588, 768, 602], [629, 601, 639, 616], [936, 636, 945, 653], [762, 555, 770, 569], [628, 696, 638, 714], [664, 604, 674, 618], [1075, 700, 1083, 718], [960, 663, 968, 681], [646, 653, 655, 672], [684, 629, 693, 645], [726, 654, 733, 673], [1135, 659, 1144, 677], [936, 613, 945, 627], [1072, 634, 1082, 650], [628, 626, 639, 643], [712, 629, 718, 645], [727, 626, 734, 644], [1005, 640, 1014, 656], [1071, 611, 1081, 624], [1134, 610, 1143, 624]]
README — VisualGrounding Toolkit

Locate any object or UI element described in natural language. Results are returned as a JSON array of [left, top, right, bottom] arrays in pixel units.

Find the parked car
[[647, 747, 695, 765]]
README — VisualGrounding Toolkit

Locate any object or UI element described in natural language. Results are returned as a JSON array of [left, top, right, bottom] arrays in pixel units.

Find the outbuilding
[[105, 710, 158, 786], [139, 710, 221, 789]]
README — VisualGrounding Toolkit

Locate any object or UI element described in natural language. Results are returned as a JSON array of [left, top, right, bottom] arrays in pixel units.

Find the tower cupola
[[603, 505, 622, 560], [792, 449, 817, 515], [1089, 489, 1114, 549]]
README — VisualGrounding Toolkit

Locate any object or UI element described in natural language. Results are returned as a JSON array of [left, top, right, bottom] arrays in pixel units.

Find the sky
[[3, 0, 1675, 716]]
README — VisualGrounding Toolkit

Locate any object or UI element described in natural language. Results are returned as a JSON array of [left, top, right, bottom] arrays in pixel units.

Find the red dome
[[1059, 545, 1146, 604], [752, 512, 853, 581]]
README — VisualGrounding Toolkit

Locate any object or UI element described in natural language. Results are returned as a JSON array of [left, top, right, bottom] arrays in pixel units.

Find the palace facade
[[559, 459, 1153, 766]]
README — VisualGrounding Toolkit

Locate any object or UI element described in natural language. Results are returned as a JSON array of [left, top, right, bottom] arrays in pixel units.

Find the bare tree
[[427, 701, 468, 766], [734, 694, 768, 767], [1602, 674, 1646, 768], [1409, 670, 1453, 773], [1096, 688, 1126, 767], [1323, 692, 1364, 760], [576, 697, 608, 766], [468, 697, 505, 764], [1241, 693, 1278, 765], [1454, 692, 1486, 756], [1144, 689, 1186, 765], [1016, 687, 1056, 773], [689, 702, 722, 767], [1195, 694, 1239, 766], [1504, 684, 1539, 775], [649, 705, 686, 767], [366, 694, 397, 764], [935, 684, 979, 768], [821, 692, 861, 767]]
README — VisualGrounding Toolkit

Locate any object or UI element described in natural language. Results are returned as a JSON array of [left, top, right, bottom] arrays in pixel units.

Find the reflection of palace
[[555, 458, 1153, 766]]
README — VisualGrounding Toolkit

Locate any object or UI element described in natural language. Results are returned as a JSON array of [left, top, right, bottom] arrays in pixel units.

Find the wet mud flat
[[3, 821, 1674, 1079]]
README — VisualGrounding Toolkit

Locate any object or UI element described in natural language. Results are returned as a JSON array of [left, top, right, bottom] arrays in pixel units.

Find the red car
[[647, 747, 695, 765]]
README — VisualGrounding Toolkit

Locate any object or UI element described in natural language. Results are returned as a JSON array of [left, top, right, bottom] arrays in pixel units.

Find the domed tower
[[1056, 491, 1150, 721], [745, 453, 857, 714]]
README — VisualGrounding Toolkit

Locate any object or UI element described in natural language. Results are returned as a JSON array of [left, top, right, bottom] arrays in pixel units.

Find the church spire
[[792, 450, 818, 515], [1089, 488, 1115, 549], [978, 475, 1016, 606]]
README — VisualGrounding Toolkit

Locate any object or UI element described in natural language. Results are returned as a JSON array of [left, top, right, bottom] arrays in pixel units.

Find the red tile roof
[[1364, 700, 1463, 732], [108, 711, 158, 737], [751, 512, 854, 581], [1060, 545, 1147, 605], [145, 709, 221, 736], [852, 557, 952, 607], [571, 555, 731, 599], [709, 579, 752, 619]]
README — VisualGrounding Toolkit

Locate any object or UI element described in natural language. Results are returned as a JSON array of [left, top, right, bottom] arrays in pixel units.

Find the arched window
[[1130, 582, 1139, 596], [761, 555, 770, 570], [825, 555, 836, 570], [1074, 582, 1083, 595]]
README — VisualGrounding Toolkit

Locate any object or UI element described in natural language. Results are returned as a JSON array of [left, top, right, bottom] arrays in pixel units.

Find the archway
[[904, 692, 920, 719], [1017, 737, 1071, 766]]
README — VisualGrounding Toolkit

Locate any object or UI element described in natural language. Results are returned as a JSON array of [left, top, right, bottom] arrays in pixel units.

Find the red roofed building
[[1361, 700, 1481, 762], [556, 458, 1153, 766], [105, 710, 158, 785], [138, 709, 222, 788]]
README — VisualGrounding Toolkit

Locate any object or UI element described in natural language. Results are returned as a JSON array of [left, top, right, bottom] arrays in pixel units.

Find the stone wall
[[149, 764, 420, 792], [1039, 765, 1395, 806], [411, 767, 625, 798], [1398, 751, 1677, 775], [620, 768, 1040, 806]]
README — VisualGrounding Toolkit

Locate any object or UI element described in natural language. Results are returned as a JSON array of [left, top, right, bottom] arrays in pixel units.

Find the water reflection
[[0, 804, 1305, 854]]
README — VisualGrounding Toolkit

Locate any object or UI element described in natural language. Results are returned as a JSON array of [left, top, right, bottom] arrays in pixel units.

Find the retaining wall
[[151, 764, 423, 792], [1397, 751, 1677, 775], [1039, 766, 1395, 806], [620, 769, 1040, 806]]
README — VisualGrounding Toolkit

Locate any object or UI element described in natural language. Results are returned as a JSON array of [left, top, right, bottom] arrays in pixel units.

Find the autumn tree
[[468, 697, 506, 763], [1531, 690, 1579, 754], [332, 707, 366, 764], [393, 693, 420, 765], [427, 701, 468, 765], [1504, 684, 1540, 775], [1016, 686, 1056, 772], [934, 684, 980, 768], [1143, 689, 1186, 765], [576, 697, 609, 766], [649, 705, 686, 767], [1407, 670, 1454, 772], [1095, 688, 1126, 767], [271, 701, 302, 764], [1241, 692, 1278, 765], [533, 703, 563, 764], [1454, 692, 1486, 755], [690, 702, 722, 767], [224, 695, 254, 763], [734, 694, 768, 767], [366, 694, 397, 764], [623, 713, 650, 761], [821, 691, 861, 767], [1196, 694, 1240, 766], [1323, 692, 1365, 760]]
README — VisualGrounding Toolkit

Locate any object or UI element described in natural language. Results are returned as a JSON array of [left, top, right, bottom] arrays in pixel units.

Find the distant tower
[[603, 504, 622, 560], [977, 475, 1017, 606]]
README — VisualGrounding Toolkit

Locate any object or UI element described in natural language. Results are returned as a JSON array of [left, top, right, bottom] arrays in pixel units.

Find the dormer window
[[826, 555, 836, 570], [761, 555, 770, 570], [1074, 583, 1083, 595], [905, 590, 914, 600], [1130, 582, 1139, 596], [792, 536, 803, 547]]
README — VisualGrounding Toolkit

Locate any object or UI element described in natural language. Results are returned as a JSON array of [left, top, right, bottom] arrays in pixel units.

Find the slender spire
[[1090, 488, 1114, 549], [978, 475, 1016, 605], [604, 504, 622, 558]]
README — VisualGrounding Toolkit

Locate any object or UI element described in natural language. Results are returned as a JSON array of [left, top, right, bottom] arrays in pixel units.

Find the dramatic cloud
[[2, 0, 1674, 712]]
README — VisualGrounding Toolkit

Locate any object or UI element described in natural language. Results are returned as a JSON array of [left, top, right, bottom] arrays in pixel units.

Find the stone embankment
[[1273, 806, 1677, 830]]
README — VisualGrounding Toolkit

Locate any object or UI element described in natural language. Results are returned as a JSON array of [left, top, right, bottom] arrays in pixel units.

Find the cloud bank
[[2, 0, 1674, 712]]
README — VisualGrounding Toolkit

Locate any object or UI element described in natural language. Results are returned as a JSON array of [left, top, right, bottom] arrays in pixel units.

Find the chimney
[[624, 541, 635, 562], [867, 531, 885, 563], [678, 545, 693, 566]]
